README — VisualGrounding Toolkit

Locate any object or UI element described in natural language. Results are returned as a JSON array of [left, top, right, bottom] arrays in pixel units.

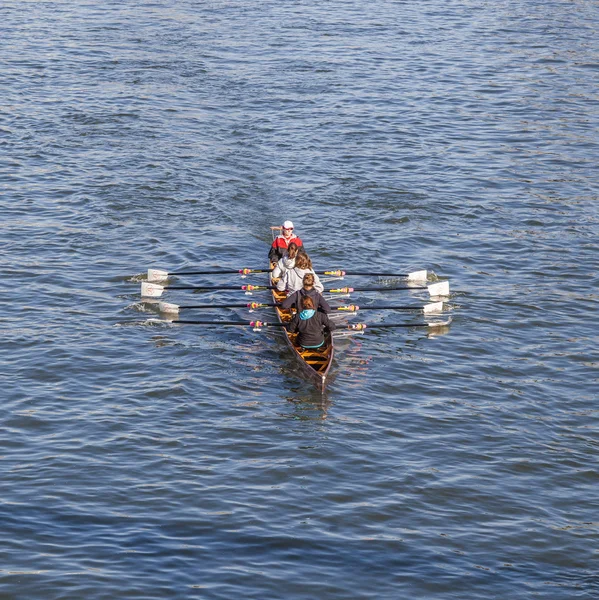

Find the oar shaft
[[172, 269, 271, 275], [342, 286, 425, 292], [361, 323, 431, 329], [174, 320, 252, 325], [172, 320, 288, 327], [174, 302, 279, 309], [165, 285, 242, 290], [165, 285, 273, 291], [338, 272, 410, 277], [350, 318, 451, 330], [353, 305, 425, 310], [177, 303, 253, 309], [316, 269, 427, 279]]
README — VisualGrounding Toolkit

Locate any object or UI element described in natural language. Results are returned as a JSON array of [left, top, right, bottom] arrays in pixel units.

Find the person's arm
[[312, 272, 324, 293], [322, 313, 336, 331], [276, 273, 286, 292], [318, 294, 332, 314], [271, 258, 283, 279], [287, 314, 299, 333], [280, 292, 296, 309], [268, 243, 279, 263]]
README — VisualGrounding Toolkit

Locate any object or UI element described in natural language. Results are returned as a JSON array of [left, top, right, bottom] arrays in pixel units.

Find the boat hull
[[269, 231, 334, 390]]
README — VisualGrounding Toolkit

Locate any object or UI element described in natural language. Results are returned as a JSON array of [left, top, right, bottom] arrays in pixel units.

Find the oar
[[319, 269, 427, 280], [141, 282, 273, 297], [170, 319, 287, 328], [334, 301, 444, 314], [148, 268, 427, 282], [158, 301, 278, 314], [148, 268, 272, 282], [348, 317, 452, 331], [167, 318, 451, 329], [159, 300, 443, 315], [327, 281, 449, 297], [143, 281, 449, 298]]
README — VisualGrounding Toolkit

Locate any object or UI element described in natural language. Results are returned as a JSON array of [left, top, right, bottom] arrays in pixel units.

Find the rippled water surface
[[2, 0, 598, 598]]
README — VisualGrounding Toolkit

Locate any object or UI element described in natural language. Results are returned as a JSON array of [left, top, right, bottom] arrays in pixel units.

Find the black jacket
[[280, 288, 332, 314], [287, 310, 336, 348]]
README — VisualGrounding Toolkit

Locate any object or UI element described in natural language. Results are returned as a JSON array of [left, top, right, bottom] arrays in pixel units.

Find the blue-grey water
[[2, 0, 598, 598]]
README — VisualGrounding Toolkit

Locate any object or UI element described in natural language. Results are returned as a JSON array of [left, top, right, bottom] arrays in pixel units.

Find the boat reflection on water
[[426, 323, 452, 338], [277, 335, 375, 411]]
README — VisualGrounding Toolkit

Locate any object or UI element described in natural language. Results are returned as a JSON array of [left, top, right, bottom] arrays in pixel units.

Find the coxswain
[[280, 273, 331, 314], [269, 220, 303, 263], [287, 296, 336, 350]]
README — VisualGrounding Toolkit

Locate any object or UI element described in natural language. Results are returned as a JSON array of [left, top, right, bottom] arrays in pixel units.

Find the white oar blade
[[141, 282, 165, 298], [158, 302, 180, 314], [407, 269, 428, 281], [148, 268, 169, 282], [427, 281, 450, 297], [423, 301, 443, 314]]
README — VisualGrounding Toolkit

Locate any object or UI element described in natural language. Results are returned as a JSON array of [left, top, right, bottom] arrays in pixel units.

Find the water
[[2, 0, 598, 598]]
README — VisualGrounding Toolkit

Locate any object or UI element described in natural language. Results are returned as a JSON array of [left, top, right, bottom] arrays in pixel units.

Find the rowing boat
[[269, 227, 334, 391], [142, 245, 451, 390]]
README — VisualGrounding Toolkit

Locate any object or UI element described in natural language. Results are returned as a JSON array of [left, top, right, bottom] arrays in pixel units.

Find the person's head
[[302, 273, 315, 290], [294, 252, 310, 270], [282, 220, 294, 239], [296, 246, 312, 267], [287, 242, 299, 259], [301, 296, 315, 310]]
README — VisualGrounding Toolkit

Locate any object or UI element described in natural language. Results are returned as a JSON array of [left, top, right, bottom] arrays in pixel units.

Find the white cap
[[283, 220, 294, 229]]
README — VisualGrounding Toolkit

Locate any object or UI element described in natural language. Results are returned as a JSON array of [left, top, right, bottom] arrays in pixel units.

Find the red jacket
[[269, 234, 303, 262]]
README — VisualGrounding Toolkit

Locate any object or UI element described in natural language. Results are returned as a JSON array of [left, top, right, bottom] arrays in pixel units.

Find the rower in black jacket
[[280, 273, 331, 314], [287, 296, 336, 349]]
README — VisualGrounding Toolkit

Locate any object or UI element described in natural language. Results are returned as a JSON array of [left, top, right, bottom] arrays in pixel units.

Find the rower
[[269, 220, 303, 263], [280, 273, 331, 314], [286, 296, 336, 350], [276, 252, 324, 294], [271, 242, 299, 279]]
